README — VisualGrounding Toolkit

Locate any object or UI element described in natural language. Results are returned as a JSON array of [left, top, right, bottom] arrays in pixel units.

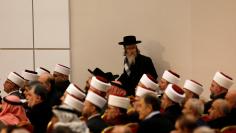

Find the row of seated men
[[0, 64, 236, 133]]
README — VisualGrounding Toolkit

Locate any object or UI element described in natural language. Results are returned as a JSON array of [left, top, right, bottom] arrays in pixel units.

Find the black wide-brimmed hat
[[105, 72, 119, 81], [88, 68, 105, 77], [118, 35, 142, 45], [88, 68, 119, 82]]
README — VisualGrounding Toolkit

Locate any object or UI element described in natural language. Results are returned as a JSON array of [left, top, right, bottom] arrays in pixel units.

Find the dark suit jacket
[[27, 102, 53, 133], [52, 79, 70, 106], [118, 54, 157, 96], [86, 115, 108, 133], [207, 115, 233, 129], [228, 108, 236, 125], [162, 104, 182, 125], [137, 113, 174, 133], [204, 92, 227, 114]]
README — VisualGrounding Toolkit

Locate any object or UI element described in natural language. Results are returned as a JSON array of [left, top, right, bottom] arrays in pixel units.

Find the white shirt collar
[[88, 113, 100, 120], [145, 111, 160, 120]]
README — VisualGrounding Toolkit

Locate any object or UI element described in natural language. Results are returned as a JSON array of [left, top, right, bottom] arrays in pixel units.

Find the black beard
[[210, 93, 216, 99]]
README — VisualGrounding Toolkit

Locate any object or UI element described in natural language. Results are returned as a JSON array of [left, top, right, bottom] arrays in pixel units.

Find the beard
[[210, 93, 216, 99], [126, 54, 136, 66]]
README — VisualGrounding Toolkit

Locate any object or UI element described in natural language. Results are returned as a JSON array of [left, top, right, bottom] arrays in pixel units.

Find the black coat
[[27, 101, 53, 133], [86, 115, 108, 133], [54, 80, 71, 97], [52, 79, 71, 106], [46, 85, 62, 107], [162, 104, 182, 125], [227, 108, 236, 125], [118, 54, 157, 96], [196, 118, 207, 127], [204, 92, 227, 114], [137, 113, 174, 133], [207, 115, 233, 129]]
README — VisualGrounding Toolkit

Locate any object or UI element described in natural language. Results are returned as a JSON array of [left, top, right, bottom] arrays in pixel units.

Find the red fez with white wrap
[[85, 91, 107, 109], [162, 70, 180, 84], [54, 64, 70, 76], [213, 71, 233, 89], [136, 86, 156, 97], [139, 74, 159, 91], [165, 84, 185, 103], [90, 76, 111, 92], [184, 80, 203, 96], [21, 70, 38, 81], [66, 83, 86, 100], [7, 72, 24, 88], [63, 94, 84, 112], [108, 95, 130, 109], [36, 67, 50, 76]]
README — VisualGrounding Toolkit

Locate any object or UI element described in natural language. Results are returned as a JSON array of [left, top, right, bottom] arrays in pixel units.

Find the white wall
[[70, 0, 236, 100], [191, 0, 236, 100], [0, 0, 33, 48], [0, 0, 70, 96], [70, 0, 192, 91]]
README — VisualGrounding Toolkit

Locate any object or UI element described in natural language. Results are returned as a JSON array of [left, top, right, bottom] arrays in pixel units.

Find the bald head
[[38, 73, 54, 91], [225, 89, 236, 108]]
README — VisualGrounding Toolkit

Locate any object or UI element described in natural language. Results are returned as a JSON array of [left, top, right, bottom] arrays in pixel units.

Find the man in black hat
[[118, 35, 158, 96]]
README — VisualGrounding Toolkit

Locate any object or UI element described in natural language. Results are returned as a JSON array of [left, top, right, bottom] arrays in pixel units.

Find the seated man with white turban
[[161, 84, 185, 125], [53, 64, 71, 100], [204, 72, 233, 113], [183, 79, 204, 104], [103, 95, 130, 125], [3, 72, 25, 99], [159, 70, 180, 96], [127, 74, 159, 123], [82, 91, 108, 133]]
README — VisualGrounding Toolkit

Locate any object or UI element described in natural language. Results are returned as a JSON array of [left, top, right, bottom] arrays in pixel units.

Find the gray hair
[[214, 99, 231, 115], [187, 98, 204, 116], [53, 104, 80, 123], [53, 104, 89, 133], [54, 121, 89, 133]]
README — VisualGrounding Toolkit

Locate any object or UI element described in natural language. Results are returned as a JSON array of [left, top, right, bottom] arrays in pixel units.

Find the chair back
[[221, 125, 236, 133], [126, 123, 139, 133]]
